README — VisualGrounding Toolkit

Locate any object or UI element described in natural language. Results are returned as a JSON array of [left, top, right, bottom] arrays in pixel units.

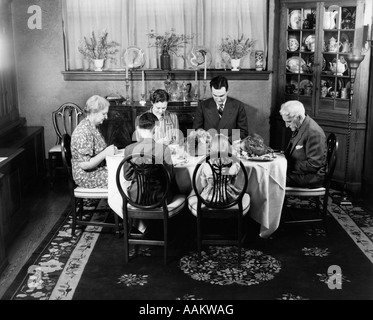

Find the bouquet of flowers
[[78, 31, 120, 62], [147, 28, 194, 56], [187, 129, 212, 157], [219, 34, 255, 60]]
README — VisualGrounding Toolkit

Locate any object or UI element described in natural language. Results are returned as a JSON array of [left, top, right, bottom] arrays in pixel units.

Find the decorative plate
[[288, 10, 302, 30], [300, 79, 313, 90], [122, 46, 145, 69], [307, 54, 326, 70], [286, 56, 306, 73], [288, 37, 299, 51], [188, 46, 212, 69]]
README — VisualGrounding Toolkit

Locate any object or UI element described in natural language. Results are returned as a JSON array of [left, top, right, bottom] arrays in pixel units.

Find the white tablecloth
[[106, 153, 287, 238]]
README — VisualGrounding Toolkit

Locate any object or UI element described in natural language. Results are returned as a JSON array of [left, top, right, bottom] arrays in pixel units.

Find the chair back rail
[[52, 103, 84, 145]]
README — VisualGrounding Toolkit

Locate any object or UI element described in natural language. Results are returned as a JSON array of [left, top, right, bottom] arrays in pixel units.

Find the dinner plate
[[288, 10, 302, 30], [122, 46, 145, 69], [307, 54, 326, 70], [188, 46, 212, 69], [286, 56, 306, 73]]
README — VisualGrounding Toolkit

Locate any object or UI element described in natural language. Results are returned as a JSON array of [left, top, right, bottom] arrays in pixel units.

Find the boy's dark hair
[[138, 112, 158, 130], [210, 75, 229, 91], [151, 89, 170, 104]]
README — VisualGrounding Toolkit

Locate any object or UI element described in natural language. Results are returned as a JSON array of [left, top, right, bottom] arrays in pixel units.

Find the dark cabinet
[[0, 127, 46, 252], [100, 102, 197, 148]]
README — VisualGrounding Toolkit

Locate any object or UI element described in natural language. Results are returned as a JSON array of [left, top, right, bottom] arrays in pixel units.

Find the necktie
[[218, 104, 224, 117]]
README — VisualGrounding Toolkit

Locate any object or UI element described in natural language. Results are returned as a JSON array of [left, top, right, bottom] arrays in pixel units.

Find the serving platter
[[288, 10, 302, 29], [244, 154, 276, 162], [286, 56, 306, 73]]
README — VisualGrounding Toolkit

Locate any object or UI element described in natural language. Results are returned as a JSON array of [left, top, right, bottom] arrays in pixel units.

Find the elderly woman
[[135, 89, 179, 145], [71, 95, 116, 188]]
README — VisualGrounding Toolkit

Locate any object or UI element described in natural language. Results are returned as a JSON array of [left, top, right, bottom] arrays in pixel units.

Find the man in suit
[[280, 100, 326, 188], [192, 75, 248, 141]]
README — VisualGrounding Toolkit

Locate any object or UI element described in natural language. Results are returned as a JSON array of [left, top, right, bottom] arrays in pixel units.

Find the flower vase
[[231, 58, 241, 71], [160, 51, 171, 70], [93, 59, 105, 71]]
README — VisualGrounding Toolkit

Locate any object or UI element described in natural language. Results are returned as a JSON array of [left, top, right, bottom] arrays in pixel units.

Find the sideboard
[[0, 126, 45, 255], [100, 101, 197, 149]]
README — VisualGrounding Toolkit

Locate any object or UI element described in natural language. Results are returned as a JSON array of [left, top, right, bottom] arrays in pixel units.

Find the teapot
[[329, 59, 347, 75], [324, 10, 338, 29], [328, 37, 342, 52], [341, 39, 352, 53]]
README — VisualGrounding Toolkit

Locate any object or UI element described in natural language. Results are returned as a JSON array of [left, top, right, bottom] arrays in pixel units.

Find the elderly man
[[280, 100, 327, 188], [192, 75, 248, 142]]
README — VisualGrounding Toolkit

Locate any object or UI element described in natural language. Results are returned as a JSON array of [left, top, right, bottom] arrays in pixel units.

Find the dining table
[[106, 150, 287, 239]]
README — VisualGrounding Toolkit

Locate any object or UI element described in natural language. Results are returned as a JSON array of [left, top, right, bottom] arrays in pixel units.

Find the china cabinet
[[274, 0, 370, 193]]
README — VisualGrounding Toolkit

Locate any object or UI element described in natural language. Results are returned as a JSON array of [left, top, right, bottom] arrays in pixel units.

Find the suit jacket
[[285, 115, 326, 187], [192, 97, 248, 141]]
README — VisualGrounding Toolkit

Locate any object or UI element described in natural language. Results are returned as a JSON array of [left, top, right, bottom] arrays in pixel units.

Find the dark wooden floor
[[0, 175, 70, 299]]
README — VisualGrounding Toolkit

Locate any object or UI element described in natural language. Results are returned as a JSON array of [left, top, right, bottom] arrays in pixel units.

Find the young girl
[[199, 134, 241, 203]]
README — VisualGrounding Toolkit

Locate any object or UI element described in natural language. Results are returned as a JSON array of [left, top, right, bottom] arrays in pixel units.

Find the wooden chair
[[116, 153, 186, 265], [187, 153, 250, 262], [61, 133, 121, 237], [49, 103, 84, 186], [282, 133, 338, 232]]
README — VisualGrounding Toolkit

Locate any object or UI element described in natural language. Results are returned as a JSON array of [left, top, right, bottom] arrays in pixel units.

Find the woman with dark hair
[[71, 95, 117, 188], [134, 89, 180, 145]]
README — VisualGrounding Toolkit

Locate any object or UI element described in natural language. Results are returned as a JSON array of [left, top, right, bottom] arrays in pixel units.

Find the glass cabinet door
[[319, 4, 356, 113], [285, 6, 317, 115]]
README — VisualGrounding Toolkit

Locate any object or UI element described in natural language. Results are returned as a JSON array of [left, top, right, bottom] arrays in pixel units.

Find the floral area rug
[[3, 194, 373, 301]]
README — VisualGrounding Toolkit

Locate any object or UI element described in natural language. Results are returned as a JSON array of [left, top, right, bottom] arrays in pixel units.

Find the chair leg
[[163, 218, 168, 265], [71, 198, 78, 237], [123, 219, 129, 263], [197, 214, 202, 260], [238, 214, 242, 264]]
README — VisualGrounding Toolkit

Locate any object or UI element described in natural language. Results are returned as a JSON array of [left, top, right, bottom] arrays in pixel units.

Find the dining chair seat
[[127, 194, 186, 218], [285, 186, 326, 196], [187, 192, 251, 216], [74, 187, 108, 199]]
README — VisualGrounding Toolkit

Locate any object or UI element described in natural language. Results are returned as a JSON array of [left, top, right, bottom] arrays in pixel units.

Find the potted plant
[[219, 34, 255, 71], [78, 31, 120, 71], [147, 28, 194, 70]]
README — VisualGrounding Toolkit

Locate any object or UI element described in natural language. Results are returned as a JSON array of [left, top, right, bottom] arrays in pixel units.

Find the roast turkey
[[240, 134, 273, 156]]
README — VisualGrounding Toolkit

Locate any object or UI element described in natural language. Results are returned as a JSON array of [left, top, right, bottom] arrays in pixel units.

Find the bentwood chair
[[116, 153, 186, 265], [187, 153, 250, 263], [61, 133, 121, 237], [282, 133, 338, 233], [49, 103, 84, 186]]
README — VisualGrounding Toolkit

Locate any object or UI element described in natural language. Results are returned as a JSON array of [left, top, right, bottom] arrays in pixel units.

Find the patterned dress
[[71, 118, 108, 188]]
